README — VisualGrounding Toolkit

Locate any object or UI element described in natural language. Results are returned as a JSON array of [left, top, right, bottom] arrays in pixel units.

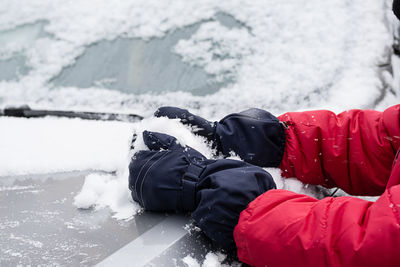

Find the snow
[[0, 185, 35, 192], [73, 117, 215, 218], [0, 114, 321, 219], [73, 173, 139, 220], [0, 115, 213, 218], [174, 21, 254, 83], [72, 116, 216, 219], [0, 0, 398, 256], [9, 234, 43, 248], [183, 252, 241, 267], [0, 0, 397, 118], [182, 255, 201, 267], [0, 117, 134, 176], [72, 117, 322, 219]]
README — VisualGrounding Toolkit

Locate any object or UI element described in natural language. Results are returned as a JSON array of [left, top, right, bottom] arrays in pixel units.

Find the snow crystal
[[9, 234, 43, 248]]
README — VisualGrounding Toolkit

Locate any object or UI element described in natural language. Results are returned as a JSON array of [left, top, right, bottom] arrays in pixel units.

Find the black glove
[[394, 0, 400, 20], [129, 131, 276, 250], [154, 107, 286, 167]]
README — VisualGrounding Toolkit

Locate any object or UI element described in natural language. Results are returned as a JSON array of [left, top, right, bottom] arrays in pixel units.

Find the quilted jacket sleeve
[[278, 105, 400, 196], [234, 186, 400, 267], [233, 105, 400, 267]]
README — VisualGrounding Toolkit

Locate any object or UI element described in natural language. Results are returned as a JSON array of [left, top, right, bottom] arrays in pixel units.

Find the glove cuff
[[215, 109, 286, 167]]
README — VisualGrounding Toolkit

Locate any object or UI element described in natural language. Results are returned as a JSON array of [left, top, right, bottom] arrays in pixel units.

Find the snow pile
[[71, 117, 319, 219], [0, 114, 341, 219], [0, 115, 221, 219], [182, 252, 241, 267], [0, 117, 134, 176], [73, 173, 139, 220], [73, 117, 215, 218], [130, 117, 214, 158]]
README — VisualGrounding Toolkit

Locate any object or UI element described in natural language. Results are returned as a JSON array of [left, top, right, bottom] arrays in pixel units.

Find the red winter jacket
[[234, 105, 400, 267]]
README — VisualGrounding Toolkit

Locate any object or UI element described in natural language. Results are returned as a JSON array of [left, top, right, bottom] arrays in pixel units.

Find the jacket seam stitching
[[139, 151, 171, 207], [133, 152, 159, 195], [321, 198, 334, 242]]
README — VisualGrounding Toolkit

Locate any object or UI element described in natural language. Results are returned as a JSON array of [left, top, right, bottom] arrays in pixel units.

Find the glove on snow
[[129, 131, 276, 249], [154, 107, 286, 167], [129, 130, 206, 212]]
